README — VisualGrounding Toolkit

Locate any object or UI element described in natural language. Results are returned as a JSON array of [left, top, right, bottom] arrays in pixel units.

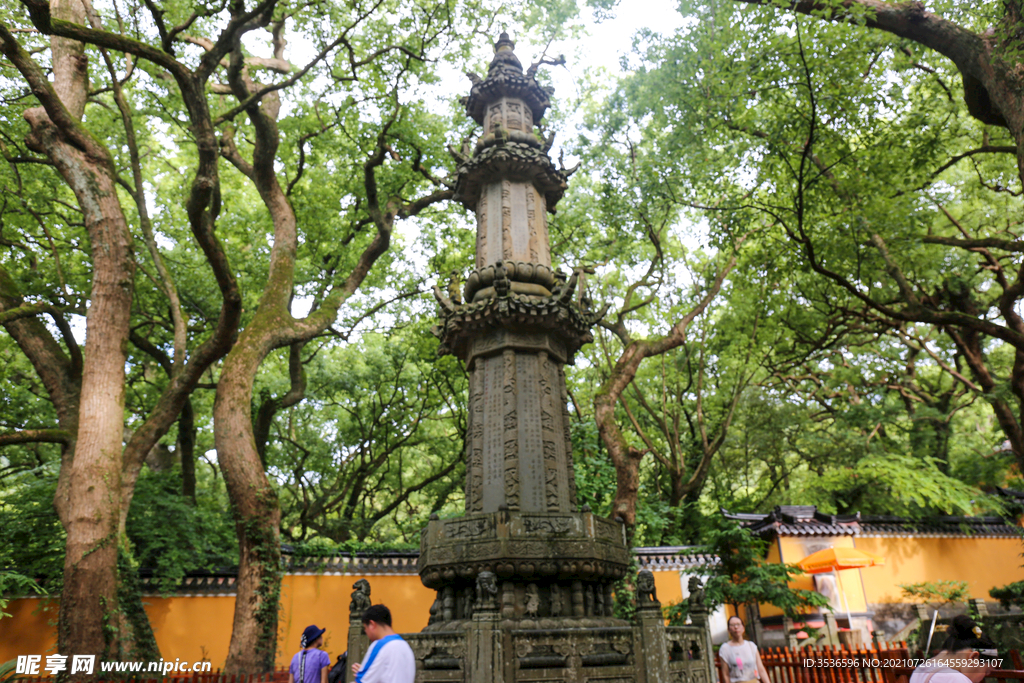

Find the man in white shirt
[[351, 604, 416, 683]]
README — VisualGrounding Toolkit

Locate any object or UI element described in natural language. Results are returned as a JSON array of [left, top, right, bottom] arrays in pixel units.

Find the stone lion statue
[[637, 570, 658, 604], [349, 578, 371, 616], [687, 576, 705, 608]]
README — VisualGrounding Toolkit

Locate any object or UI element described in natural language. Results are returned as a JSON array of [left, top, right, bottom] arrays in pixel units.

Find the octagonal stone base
[[419, 509, 630, 589]]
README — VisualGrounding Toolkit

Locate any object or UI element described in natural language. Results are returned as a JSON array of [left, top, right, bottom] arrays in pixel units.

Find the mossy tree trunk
[[212, 22, 452, 672], [0, 1, 240, 665]]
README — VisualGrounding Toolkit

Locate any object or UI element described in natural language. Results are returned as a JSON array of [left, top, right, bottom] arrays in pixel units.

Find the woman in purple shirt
[[289, 625, 331, 683]]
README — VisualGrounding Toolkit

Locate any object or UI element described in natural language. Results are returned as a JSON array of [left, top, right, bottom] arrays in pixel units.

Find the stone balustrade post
[[345, 616, 367, 683], [636, 603, 670, 683]]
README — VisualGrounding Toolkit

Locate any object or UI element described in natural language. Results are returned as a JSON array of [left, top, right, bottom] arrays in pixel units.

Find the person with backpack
[[289, 625, 331, 683]]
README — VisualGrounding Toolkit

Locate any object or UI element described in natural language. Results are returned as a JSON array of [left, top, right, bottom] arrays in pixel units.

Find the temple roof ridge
[[722, 504, 1021, 538]]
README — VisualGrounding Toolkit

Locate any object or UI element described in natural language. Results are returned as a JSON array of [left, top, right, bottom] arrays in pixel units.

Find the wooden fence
[[747, 643, 1024, 683]]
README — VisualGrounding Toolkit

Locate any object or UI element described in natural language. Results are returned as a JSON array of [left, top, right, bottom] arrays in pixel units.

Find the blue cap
[[301, 625, 326, 647]]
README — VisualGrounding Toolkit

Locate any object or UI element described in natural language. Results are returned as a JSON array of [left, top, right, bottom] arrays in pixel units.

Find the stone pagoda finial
[[488, 31, 522, 76]]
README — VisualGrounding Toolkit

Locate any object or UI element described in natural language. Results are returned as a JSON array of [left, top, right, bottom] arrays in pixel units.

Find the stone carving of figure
[[584, 584, 595, 616], [349, 579, 371, 617], [476, 571, 499, 611], [524, 583, 540, 617], [447, 270, 463, 305], [549, 584, 563, 617], [595, 584, 605, 615], [636, 570, 659, 605]]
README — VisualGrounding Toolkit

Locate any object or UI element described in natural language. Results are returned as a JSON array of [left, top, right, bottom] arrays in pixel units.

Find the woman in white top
[[909, 616, 1000, 683], [718, 616, 770, 683]]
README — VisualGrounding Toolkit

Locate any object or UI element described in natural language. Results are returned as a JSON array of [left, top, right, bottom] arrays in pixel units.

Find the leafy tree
[[266, 326, 467, 544], [685, 518, 829, 619], [0, 571, 44, 621], [702, 0, 1024, 468], [989, 581, 1024, 610], [125, 469, 238, 593], [0, 0, 475, 668], [571, 0, 1019, 532]]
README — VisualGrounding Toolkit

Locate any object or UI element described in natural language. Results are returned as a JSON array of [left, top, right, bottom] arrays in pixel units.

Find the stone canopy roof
[[722, 505, 1022, 539]]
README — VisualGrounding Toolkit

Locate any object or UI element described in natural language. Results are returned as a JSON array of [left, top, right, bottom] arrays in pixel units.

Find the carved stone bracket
[[453, 142, 568, 212], [431, 281, 603, 365]]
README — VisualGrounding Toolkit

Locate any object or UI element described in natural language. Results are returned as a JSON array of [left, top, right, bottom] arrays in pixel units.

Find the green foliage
[[264, 324, 467, 545], [686, 519, 829, 619], [899, 580, 970, 607], [612, 555, 639, 622], [571, 418, 617, 517], [125, 469, 237, 593], [989, 581, 1024, 610], [664, 599, 689, 627], [289, 538, 417, 558], [0, 658, 20, 683], [0, 469, 65, 593], [565, 0, 1017, 532], [0, 570, 44, 620], [982, 615, 1024, 655]]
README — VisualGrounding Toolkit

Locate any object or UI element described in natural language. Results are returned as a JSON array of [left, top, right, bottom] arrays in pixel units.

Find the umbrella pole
[[834, 569, 853, 629]]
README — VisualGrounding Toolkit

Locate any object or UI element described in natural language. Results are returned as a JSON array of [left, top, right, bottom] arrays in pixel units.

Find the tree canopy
[[1, 0, 1021, 673]]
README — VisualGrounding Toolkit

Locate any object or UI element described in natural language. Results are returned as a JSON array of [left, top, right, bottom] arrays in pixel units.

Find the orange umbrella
[[796, 547, 886, 626], [797, 547, 886, 574]]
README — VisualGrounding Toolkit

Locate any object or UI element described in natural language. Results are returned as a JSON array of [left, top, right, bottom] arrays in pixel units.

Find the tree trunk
[[39, 132, 134, 664], [0, 23, 138, 665], [180, 399, 197, 503], [215, 324, 285, 675], [593, 256, 737, 528]]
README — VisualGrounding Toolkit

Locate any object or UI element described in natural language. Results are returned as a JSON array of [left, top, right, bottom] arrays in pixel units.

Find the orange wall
[[854, 536, 1024, 603], [0, 597, 60, 659], [757, 534, 1022, 620], [653, 569, 683, 609], [0, 573, 436, 672], [277, 573, 435, 663], [0, 570, 684, 670]]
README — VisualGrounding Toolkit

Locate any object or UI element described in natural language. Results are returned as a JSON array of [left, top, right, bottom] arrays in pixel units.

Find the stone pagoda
[[420, 30, 630, 630], [345, 33, 715, 683]]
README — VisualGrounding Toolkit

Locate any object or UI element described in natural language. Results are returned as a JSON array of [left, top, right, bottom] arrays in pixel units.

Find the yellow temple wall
[[854, 536, 1023, 603], [758, 534, 1021, 621], [0, 573, 437, 671]]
